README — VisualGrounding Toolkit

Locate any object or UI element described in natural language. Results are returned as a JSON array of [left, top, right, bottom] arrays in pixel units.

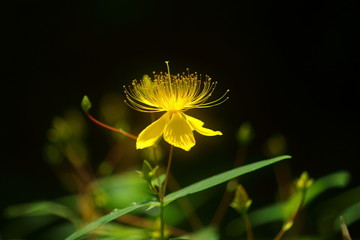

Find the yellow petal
[[163, 112, 195, 151], [185, 114, 222, 136], [136, 113, 170, 149]]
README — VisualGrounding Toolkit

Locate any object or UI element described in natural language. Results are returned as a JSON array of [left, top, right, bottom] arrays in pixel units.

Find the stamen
[[124, 63, 228, 113]]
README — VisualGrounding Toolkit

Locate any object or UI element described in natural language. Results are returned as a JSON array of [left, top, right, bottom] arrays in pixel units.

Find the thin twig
[[85, 112, 138, 140]]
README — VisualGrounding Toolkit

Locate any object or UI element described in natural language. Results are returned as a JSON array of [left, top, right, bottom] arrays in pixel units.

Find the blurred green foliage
[[2, 93, 359, 240]]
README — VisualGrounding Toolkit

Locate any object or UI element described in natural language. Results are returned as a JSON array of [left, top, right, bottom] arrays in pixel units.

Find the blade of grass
[[6, 201, 81, 227], [65, 203, 148, 240], [164, 155, 291, 205]]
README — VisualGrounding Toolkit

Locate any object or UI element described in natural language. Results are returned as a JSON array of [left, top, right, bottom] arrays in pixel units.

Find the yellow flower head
[[124, 62, 229, 151]]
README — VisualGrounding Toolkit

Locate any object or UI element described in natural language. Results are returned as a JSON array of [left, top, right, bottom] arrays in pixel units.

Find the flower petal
[[185, 114, 222, 136], [163, 112, 195, 151], [136, 113, 170, 149]]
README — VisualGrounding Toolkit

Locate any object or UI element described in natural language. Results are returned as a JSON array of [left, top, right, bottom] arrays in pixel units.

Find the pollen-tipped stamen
[[124, 64, 229, 113]]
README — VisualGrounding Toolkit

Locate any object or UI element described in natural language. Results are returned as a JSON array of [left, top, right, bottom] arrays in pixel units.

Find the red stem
[[85, 112, 138, 140]]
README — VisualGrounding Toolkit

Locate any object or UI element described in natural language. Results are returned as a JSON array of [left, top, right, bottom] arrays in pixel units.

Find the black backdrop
[[1, 0, 359, 237]]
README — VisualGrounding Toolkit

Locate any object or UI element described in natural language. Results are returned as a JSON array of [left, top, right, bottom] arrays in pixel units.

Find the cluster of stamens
[[124, 67, 229, 113]]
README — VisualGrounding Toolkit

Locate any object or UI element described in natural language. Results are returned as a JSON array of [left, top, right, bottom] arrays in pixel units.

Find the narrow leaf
[[164, 155, 291, 204], [250, 170, 351, 227], [65, 203, 148, 240], [6, 201, 80, 227]]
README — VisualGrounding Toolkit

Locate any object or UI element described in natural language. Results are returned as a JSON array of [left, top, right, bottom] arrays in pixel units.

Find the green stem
[[241, 212, 253, 240], [162, 145, 174, 197], [159, 197, 165, 240], [159, 145, 174, 240], [274, 187, 307, 240]]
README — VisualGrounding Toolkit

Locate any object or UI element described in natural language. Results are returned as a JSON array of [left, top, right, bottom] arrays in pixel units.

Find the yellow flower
[[124, 62, 228, 151]]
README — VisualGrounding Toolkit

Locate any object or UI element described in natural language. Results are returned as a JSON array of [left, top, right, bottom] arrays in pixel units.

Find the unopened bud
[[81, 95, 92, 112], [230, 184, 252, 213], [296, 171, 313, 190]]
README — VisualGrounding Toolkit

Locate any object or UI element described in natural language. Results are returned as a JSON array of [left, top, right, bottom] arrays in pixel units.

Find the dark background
[[1, 0, 359, 237]]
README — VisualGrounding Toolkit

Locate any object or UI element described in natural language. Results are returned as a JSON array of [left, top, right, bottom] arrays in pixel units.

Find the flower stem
[[274, 187, 307, 240], [159, 198, 165, 240], [85, 112, 137, 140], [159, 145, 174, 240], [241, 212, 253, 240], [162, 145, 174, 197]]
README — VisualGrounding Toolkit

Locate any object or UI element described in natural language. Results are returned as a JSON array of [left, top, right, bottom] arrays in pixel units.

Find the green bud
[[236, 121, 255, 146], [81, 95, 92, 112], [230, 184, 252, 213], [138, 160, 159, 183], [296, 171, 313, 190], [150, 173, 164, 188], [264, 133, 287, 157]]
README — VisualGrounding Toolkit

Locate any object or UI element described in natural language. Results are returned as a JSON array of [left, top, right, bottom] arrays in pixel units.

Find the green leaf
[[317, 186, 360, 234], [88, 223, 148, 240], [6, 201, 81, 227], [337, 201, 360, 231], [250, 170, 351, 227], [65, 156, 290, 240], [65, 203, 148, 240], [94, 172, 151, 209], [306, 171, 350, 203], [81, 95, 92, 112], [164, 155, 291, 205], [170, 227, 219, 240]]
